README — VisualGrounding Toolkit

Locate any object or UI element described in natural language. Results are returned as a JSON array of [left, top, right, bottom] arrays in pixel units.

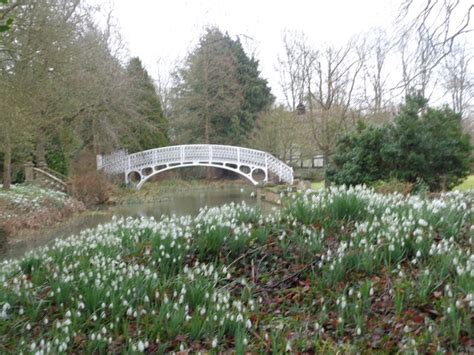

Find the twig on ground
[[227, 241, 276, 270], [257, 255, 321, 292]]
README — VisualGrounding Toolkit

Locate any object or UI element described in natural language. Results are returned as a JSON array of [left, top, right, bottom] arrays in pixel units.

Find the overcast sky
[[89, 0, 410, 102]]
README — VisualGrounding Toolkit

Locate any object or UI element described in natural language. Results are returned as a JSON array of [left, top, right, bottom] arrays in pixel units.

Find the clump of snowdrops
[[0, 186, 472, 353]]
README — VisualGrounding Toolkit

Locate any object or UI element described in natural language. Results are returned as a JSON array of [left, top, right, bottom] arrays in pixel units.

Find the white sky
[[90, 0, 407, 101]]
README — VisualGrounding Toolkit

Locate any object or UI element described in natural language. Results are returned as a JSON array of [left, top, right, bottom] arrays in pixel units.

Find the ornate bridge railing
[[97, 145, 294, 188]]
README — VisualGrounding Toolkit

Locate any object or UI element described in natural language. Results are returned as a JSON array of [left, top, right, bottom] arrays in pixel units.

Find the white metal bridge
[[97, 145, 294, 189]]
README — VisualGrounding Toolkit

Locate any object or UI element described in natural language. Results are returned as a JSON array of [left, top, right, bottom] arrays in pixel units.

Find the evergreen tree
[[392, 94, 471, 190], [171, 28, 273, 145], [229, 38, 274, 142], [125, 57, 169, 151]]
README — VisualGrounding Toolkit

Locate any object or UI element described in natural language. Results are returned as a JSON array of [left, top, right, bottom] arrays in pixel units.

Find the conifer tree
[[171, 28, 273, 145], [125, 57, 169, 151]]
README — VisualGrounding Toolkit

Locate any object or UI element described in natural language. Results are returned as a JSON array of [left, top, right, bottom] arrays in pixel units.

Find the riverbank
[[0, 180, 251, 239], [0, 184, 85, 241], [1, 186, 472, 353], [0, 183, 269, 260]]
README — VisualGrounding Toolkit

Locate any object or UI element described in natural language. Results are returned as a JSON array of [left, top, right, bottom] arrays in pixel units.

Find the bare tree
[[441, 43, 473, 118], [358, 28, 393, 116], [155, 57, 175, 118], [278, 31, 311, 112], [305, 41, 364, 184], [395, 0, 473, 94], [277, 34, 364, 185]]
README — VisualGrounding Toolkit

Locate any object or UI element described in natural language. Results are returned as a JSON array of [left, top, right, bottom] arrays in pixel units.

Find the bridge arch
[[130, 162, 267, 189], [97, 144, 293, 189]]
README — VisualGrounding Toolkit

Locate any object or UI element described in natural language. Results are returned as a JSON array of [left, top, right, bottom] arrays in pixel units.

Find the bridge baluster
[[98, 144, 293, 188]]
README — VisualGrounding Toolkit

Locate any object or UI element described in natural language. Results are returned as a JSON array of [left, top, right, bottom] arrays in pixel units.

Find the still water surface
[[1, 186, 274, 261]]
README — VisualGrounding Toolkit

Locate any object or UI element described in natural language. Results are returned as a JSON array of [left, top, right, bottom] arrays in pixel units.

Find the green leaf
[[0, 18, 14, 32]]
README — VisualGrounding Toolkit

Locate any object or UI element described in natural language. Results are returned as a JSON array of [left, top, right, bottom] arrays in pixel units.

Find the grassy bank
[[0, 186, 472, 353], [0, 184, 84, 238], [311, 175, 474, 191], [454, 175, 474, 191]]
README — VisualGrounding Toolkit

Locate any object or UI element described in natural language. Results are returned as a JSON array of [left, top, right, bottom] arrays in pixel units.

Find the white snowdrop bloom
[[285, 341, 292, 352], [418, 219, 428, 227], [416, 250, 421, 258], [246, 319, 252, 328], [356, 327, 362, 335], [137, 340, 146, 352]]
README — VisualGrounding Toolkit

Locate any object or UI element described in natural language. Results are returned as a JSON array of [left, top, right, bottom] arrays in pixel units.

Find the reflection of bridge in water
[[97, 145, 294, 189]]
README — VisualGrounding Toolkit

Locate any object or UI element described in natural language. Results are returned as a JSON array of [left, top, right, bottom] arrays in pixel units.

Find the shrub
[[328, 94, 472, 191], [69, 171, 111, 206], [327, 123, 396, 186]]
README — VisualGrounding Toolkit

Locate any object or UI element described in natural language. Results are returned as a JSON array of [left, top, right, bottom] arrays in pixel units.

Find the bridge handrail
[[32, 167, 68, 192], [97, 144, 293, 184]]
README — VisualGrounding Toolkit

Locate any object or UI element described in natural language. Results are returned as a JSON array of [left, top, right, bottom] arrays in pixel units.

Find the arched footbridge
[[97, 145, 294, 189]]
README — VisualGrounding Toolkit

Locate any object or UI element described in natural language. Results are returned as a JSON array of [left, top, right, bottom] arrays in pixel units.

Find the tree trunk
[[35, 132, 46, 168], [323, 150, 331, 188], [2, 133, 12, 190]]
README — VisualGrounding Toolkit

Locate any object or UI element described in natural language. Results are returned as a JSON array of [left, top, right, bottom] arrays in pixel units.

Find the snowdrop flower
[[137, 340, 146, 352], [418, 219, 428, 227]]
